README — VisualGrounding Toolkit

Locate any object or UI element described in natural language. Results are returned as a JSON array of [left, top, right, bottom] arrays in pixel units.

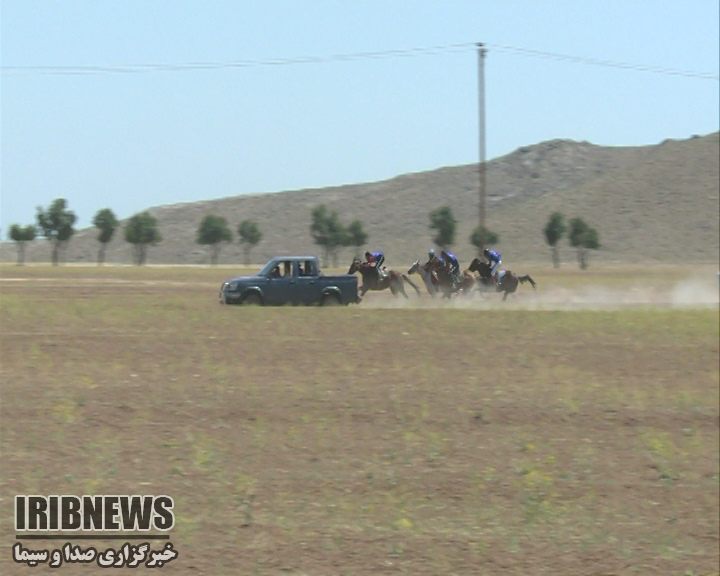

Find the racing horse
[[407, 259, 439, 298], [348, 258, 421, 300], [468, 258, 537, 302], [426, 257, 477, 299]]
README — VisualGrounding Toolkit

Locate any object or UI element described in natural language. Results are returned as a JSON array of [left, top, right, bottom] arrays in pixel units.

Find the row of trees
[[11, 199, 81, 266], [310, 206, 367, 267], [197, 216, 263, 265], [426, 205, 600, 268], [9, 199, 600, 268], [543, 212, 601, 269], [8, 199, 267, 267], [10, 200, 165, 266], [428, 206, 499, 252], [304, 204, 501, 268]]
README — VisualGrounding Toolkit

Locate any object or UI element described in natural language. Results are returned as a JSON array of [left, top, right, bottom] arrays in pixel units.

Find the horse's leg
[[502, 290, 509, 302], [390, 277, 407, 298], [392, 277, 409, 298], [518, 275, 537, 290], [424, 276, 436, 297], [401, 274, 421, 296], [429, 282, 437, 298], [461, 277, 473, 297], [479, 277, 493, 298], [425, 274, 439, 298]]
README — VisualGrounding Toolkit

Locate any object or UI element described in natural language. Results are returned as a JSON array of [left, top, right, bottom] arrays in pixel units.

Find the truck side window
[[283, 261, 292, 277], [304, 261, 315, 276]]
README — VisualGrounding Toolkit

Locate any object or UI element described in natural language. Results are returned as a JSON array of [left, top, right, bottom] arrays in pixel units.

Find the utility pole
[[477, 42, 487, 253]]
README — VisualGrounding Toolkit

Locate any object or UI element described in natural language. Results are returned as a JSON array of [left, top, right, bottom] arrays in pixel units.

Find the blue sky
[[2, 0, 718, 233]]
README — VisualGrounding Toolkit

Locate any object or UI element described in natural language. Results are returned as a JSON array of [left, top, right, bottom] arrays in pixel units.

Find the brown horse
[[468, 258, 537, 302], [426, 257, 477, 299], [348, 258, 421, 300]]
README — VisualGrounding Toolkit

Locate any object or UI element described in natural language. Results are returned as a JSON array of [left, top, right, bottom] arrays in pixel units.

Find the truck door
[[294, 259, 321, 305], [265, 259, 295, 305]]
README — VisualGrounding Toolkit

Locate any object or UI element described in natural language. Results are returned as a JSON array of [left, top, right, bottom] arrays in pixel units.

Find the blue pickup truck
[[219, 256, 360, 306]]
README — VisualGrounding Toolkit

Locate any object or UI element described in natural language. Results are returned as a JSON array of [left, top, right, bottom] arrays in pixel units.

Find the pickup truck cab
[[219, 256, 359, 306]]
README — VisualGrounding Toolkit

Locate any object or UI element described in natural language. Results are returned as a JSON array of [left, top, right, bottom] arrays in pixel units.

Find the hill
[[2, 132, 718, 267]]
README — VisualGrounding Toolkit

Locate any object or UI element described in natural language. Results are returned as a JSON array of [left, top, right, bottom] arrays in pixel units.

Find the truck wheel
[[321, 294, 341, 306], [242, 293, 262, 306]]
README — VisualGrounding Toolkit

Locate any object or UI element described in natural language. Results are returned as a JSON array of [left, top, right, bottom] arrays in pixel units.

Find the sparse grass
[[0, 265, 718, 575]]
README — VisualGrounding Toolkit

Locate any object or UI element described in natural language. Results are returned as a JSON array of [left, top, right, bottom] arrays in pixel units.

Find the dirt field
[[1, 264, 718, 575]]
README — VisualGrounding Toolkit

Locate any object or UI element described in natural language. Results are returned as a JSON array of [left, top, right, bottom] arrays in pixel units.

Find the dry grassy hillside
[[3, 132, 717, 267]]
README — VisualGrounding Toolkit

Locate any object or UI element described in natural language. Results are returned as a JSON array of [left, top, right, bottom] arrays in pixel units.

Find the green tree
[[9, 224, 36, 266], [310, 205, 348, 267], [36, 198, 77, 265], [469, 225, 499, 254], [543, 212, 567, 268], [429, 206, 457, 250], [347, 220, 368, 258], [568, 217, 601, 270], [92, 208, 119, 265], [237, 220, 263, 265], [197, 215, 233, 266], [310, 205, 332, 266], [327, 214, 349, 267], [124, 211, 162, 266]]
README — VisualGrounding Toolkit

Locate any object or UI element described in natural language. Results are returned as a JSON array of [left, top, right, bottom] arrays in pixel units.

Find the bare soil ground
[[1, 265, 718, 575]]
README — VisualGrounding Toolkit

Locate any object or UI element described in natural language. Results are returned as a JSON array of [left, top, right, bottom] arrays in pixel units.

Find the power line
[[488, 43, 720, 81], [0, 43, 474, 76], [1, 41, 717, 81]]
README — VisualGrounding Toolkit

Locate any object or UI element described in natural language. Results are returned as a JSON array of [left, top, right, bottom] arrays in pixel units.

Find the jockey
[[425, 248, 441, 285], [440, 250, 460, 286], [365, 251, 386, 280], [365, 250, 385, 268], [425, 248, 436, 270], [483, 248, 502, 282]]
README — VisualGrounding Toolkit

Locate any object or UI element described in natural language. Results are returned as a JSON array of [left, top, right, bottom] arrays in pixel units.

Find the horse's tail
[[518, 275, 537, 290], [402, 274, 422, 295]]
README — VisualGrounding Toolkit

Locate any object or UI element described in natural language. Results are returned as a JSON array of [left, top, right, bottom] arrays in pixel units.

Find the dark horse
[[348, 258, 421, 300], [426, 257, 476, 299], [468, 258, 537, 302]]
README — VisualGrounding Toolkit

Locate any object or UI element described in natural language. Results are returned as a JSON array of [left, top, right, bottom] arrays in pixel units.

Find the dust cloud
[[357, 276, 720, 311]]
